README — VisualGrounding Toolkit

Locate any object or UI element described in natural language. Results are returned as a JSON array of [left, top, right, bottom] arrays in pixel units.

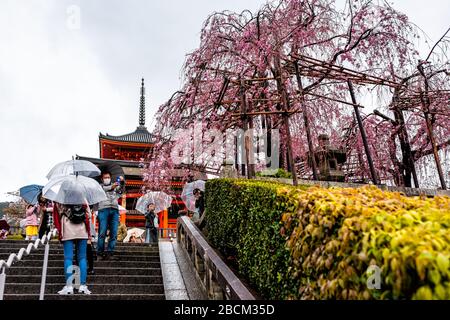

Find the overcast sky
[[0, 0, 449, 201]]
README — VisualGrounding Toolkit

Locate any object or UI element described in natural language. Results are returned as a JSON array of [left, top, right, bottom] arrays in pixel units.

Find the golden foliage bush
[[282, 186, 450, 300], [205, 179, 450, 299]]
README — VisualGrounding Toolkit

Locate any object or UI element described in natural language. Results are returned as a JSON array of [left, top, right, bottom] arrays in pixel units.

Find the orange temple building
[[77, 79, 187, 230]]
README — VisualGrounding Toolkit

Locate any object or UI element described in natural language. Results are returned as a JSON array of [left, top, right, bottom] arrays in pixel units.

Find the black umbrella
[[0, 219, 10, 231], [96, 162, 125, 182]]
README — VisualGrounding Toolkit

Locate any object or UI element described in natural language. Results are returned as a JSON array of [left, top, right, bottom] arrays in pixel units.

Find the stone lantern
[[309, 134, 347, 182], [219, 159, 238, 178]]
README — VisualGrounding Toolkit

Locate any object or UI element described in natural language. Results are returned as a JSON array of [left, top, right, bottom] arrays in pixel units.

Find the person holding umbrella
[[38, 196, 54, 239], [136, 191, 172, 244], [97, 171, 124, 260], [181, 180, 205, 222], [19, 185, 53, 240], [42, 173, 108, 295], [53, 201, 92, 295], [24, 204, 39, 241], [144, 203, 158, 244], [193, 188, 205, 219]]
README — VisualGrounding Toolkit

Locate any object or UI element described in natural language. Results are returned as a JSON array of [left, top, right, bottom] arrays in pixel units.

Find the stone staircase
[[0, 240, 165, 300]]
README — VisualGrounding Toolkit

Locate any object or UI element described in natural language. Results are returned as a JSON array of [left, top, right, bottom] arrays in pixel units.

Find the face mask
[[103, 178, 111, 185]]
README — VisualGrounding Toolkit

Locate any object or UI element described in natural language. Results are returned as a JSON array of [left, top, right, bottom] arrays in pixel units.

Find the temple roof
[[76, 155, 143, 168], [99, 126, 155, 144], [99, 78, 155, 145]]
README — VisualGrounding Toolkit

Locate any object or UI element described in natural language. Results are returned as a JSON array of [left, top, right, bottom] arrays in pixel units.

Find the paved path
[[159, 239, 206, 300]]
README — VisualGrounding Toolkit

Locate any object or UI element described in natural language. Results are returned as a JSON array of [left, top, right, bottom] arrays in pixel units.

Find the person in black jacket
[[37, 196, 53, 239], [144, 203, 158, 244], [193, 189, 205, 219]]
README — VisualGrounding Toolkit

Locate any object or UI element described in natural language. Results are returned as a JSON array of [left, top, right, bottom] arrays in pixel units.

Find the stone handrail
[[158, 227, 177, 239], [177, 216, 256, 300]]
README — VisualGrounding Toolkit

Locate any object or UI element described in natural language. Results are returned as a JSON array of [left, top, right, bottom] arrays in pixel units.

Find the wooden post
[[347, 80, 379, 185], [162, 209, 168, 238], [418, 64, 446, 189], [392, 101, 419, 188], [420, 93, 447, 190], [294, 61, 319, 180], [258, 71, 273, 170], [239, 80, 255, 178], [234, 135, 239, 172], [274, 55, 298, 186]]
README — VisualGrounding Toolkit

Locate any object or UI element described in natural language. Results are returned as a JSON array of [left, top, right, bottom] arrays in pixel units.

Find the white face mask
[[103, 178, 111, 185]]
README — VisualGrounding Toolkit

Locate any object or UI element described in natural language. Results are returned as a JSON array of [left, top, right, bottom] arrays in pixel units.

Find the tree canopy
[[144, 0, 449, 191]]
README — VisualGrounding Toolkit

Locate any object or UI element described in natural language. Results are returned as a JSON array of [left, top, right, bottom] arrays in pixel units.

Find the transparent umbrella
[[42, 175, 107, 205], [181, 180, 205, 212], [46, 160, 101, 180], [136, 191, 173, 214], [123, 228, 145, 243]]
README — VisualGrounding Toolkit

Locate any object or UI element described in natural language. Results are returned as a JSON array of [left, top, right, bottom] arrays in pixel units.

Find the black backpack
[[65, 205, 86, 224]]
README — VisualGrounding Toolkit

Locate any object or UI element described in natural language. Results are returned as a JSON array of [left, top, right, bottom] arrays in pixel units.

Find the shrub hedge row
[[204, 178, 450, 299]]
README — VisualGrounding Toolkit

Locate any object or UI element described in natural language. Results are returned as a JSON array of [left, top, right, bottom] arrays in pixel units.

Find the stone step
[[0, 254, 160, 261], [0, 248, 159, 255], [1, 239, 166, 300], [5, 274, 163, 284], [2, 293, 166, 300], [6, 266, 162, 276], [0, 240, 158, 249], [7, 260, 161, 268], [4, 283, 165, 295]]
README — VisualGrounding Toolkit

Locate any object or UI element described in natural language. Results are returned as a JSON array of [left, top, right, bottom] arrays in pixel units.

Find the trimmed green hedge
[[205, 178, 450, 300], [256, 168, 293, 179], [205, 179, 305, 298]]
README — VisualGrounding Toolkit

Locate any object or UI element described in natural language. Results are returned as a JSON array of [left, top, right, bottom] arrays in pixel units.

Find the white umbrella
[[123, 228, 145, 243], [181, 180, 205, 211], [136, 191, 173, 214], [46, 160, 101, 180], [42, 175, 107, 205]]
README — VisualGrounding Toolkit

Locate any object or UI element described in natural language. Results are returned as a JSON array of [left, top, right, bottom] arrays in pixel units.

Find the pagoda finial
[[139, 78, 146, 127]]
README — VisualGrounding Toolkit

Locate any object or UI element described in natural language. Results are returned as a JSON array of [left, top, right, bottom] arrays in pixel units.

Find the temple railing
[[177, 216, 255, 300]]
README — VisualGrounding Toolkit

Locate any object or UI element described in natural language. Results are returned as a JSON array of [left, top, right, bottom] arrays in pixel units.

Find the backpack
[[65, 205, 86, 224]]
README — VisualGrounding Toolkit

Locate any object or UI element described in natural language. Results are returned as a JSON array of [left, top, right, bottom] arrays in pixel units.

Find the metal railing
[[177, 216, 256, 300], [0, 228, 58, 300]]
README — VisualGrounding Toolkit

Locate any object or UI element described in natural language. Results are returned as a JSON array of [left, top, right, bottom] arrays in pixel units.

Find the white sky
[[0, 0, 449, 201]]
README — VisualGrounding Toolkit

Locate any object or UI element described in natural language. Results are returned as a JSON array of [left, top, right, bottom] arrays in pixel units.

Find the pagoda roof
[[76, 155, 143, 168], [99, 126, 155, 144]]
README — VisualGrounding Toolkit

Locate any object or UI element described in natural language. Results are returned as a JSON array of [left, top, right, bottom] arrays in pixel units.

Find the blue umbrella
[[19, 184, 44, 205]]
